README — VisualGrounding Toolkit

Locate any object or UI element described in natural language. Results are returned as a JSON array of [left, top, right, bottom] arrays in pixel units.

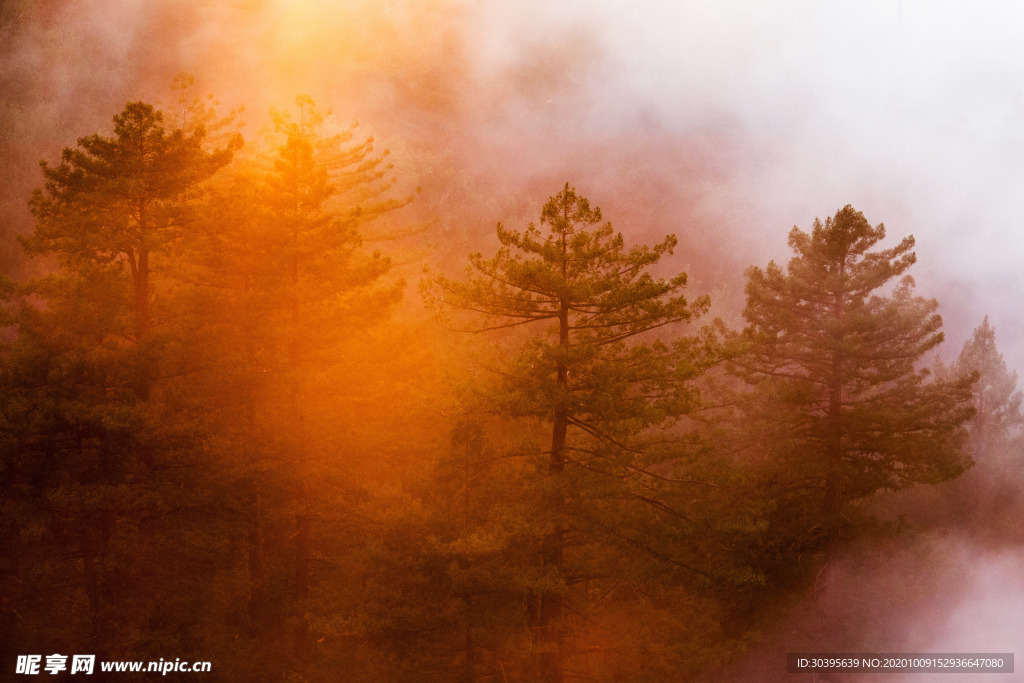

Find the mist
[[3, 0, 1024, 679], [6, 0, 1024, 351]]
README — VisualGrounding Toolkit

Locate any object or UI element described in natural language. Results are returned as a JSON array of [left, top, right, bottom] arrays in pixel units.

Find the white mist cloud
[[461, 0, 1024, 364], [884, 540, 1024, 682], [6, 0, 1024, 362]]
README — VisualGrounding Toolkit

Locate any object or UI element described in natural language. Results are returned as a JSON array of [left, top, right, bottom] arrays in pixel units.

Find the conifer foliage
[[0, 90, 992, 681], [736, 205, 974, 560], [431, 184, 713, 681], [178, 95, 408, 663], [1, 101, 238, 658], [951, 317, 1023, 457], [26, 102, 237, 392]]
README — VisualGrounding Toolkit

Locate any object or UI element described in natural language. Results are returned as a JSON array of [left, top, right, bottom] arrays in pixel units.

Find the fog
[[3, 0, 1024, 677], [5, 0, 1024, 354]]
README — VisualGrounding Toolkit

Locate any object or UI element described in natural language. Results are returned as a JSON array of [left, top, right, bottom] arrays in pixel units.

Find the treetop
[[429, 183, 706, 344]]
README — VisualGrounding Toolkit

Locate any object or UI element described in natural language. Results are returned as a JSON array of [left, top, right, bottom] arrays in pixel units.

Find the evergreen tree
[[430, 184, 721, 682], [918, 316, 1024, 531], [951, 316, 1022, 458], [734, 205, 974, 576], [261, 96, 405, 652], [24, 101, 238, 398], [0, 101, 237, 657], [179, 95, 408, 667]]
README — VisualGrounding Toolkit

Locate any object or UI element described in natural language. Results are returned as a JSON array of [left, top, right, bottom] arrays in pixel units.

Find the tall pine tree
[[734, 205, 974, 583], [1, 101, 237, 657], [25, 102, 237, 399], [178, 95, 408, 666], [951, 316, 1022, 458], [430, 184, 720, 682]]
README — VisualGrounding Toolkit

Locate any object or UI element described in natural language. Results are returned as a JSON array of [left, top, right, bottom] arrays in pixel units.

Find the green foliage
[[26, 101, 237, 271], [428, 184, 758, 680], [24, 101, 239, 401], [731, 205, 975, 568], [1, 93, 994, 682], [0, 101, 241, 664], [431, 183, 710, 447]]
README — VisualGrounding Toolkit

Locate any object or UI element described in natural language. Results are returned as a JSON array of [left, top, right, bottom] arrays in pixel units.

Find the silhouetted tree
[[178, 96, 409, 666], [951, 316, 1022, 458], [25, 101, 238, 398], [1, 101, 237, 656], [430, 183, 719, 682], [735, 205, 974, 577]]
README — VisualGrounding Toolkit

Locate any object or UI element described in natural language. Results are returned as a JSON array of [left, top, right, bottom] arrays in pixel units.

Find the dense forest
[[2, 86, 1021, 682]]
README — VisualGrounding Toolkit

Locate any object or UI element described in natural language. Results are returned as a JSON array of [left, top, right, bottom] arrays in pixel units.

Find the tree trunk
[[538, 302, 569, 683], [135, 248, 151, 341], [822, 271, 846, 632], [241, 277, 269, 634], [289, 224, 311, 655], [81, 537, 101, 635], [247, 492, 267, 633], [132, 200, 153, 401], [825, 382, 843, 559], [464, 594, 476, 683]]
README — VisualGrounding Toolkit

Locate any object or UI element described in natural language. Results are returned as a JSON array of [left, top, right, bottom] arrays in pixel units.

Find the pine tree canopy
[[952, 316, 1023, 456], [431, 183, 710, 428], [26, 101, 238, 269], [430, 184, 725, 682], [737, 205, 974, 534]]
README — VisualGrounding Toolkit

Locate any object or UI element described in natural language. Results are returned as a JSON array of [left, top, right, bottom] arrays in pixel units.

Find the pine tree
[[24, 101, 238, 398], [920, 317, 1024, 531], [263, 97, 405, 649], [735, 205, 974, 574], [952, 317, 1022, 458], [1, 101, 238, 655], [430, 183, 715, 682], [178, 95, 408, 666]]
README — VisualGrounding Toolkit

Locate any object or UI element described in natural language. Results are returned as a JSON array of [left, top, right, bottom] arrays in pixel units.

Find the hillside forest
[[2, 85, 1022, 681]]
